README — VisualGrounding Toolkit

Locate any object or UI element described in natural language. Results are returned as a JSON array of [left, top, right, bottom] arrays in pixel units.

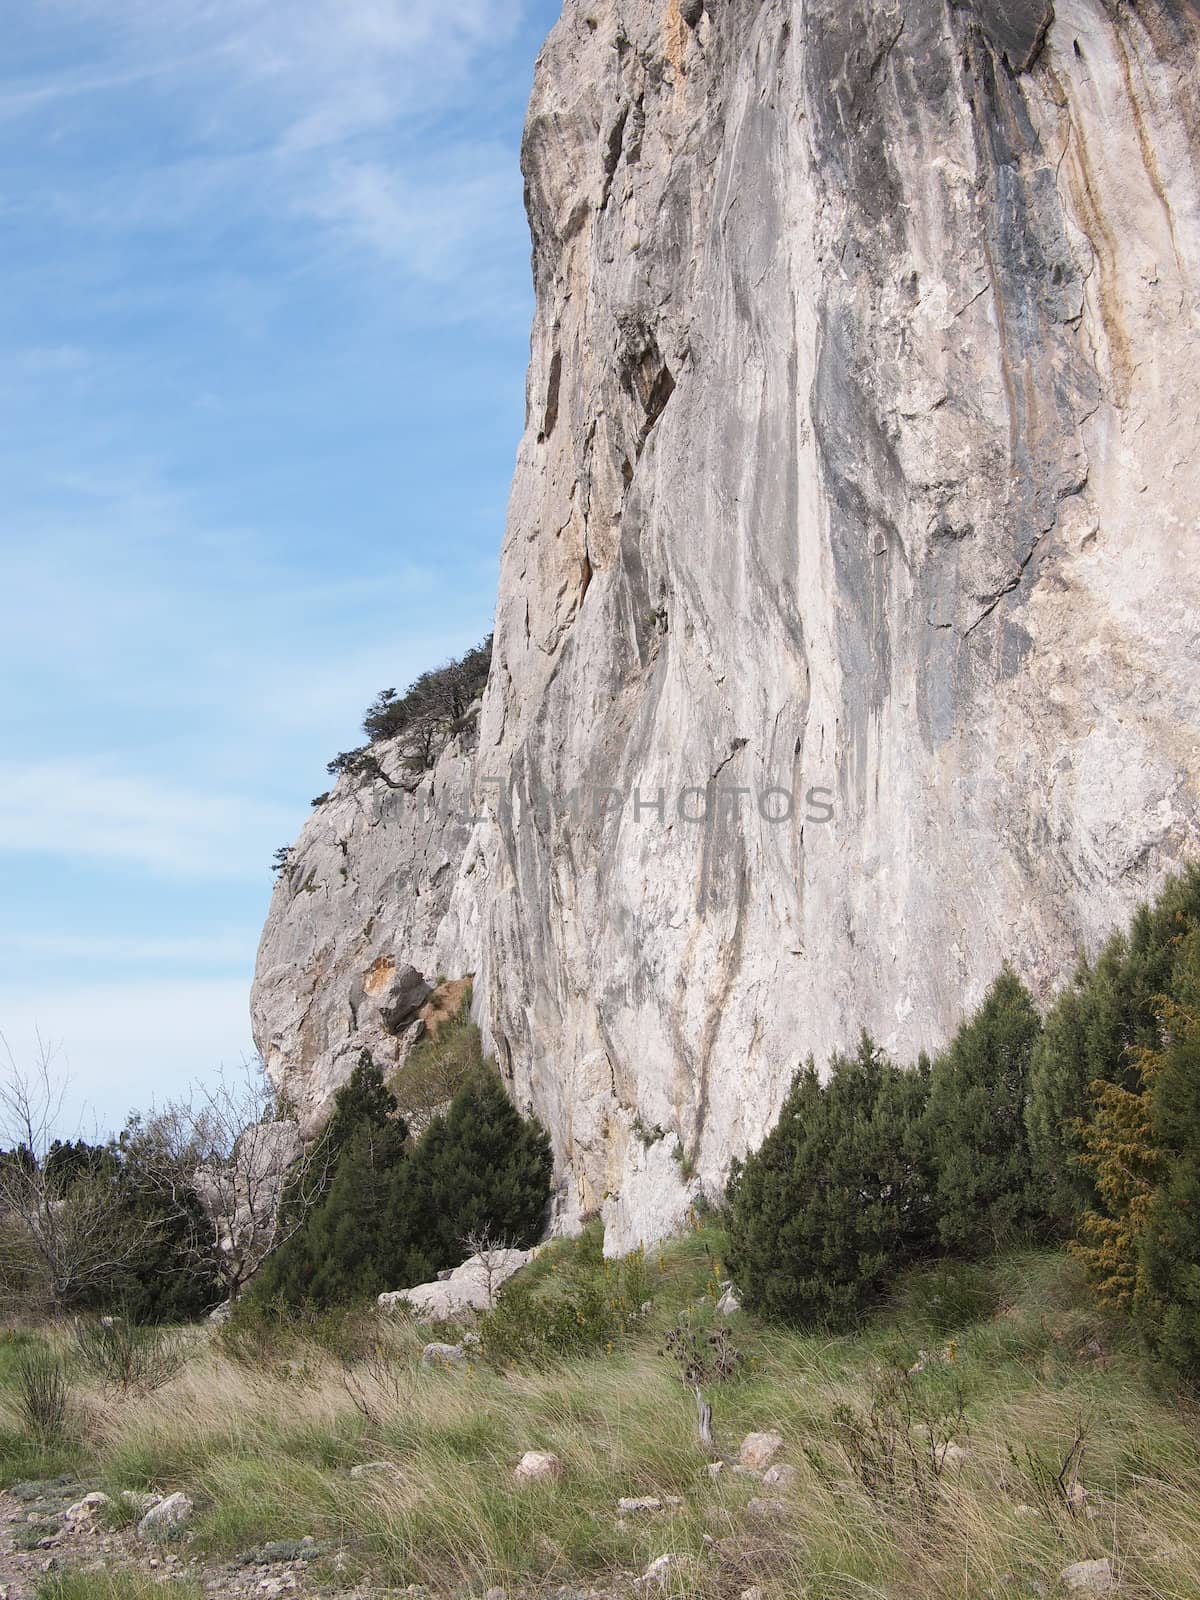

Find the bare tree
[[0, 1033, 160, 1315], [157, 1063, 328, 1305], [460, 1225, 518, 1309]]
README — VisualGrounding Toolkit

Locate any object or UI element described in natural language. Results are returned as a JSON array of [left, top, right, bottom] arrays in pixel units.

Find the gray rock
[[356, 961, 431, 1036], [138, 1493, 193, 1539], [380, 1247, 539, 1319], [746, 1497, 788, 1522], [634, 1554, 684, 1589], [514, 1450, 562, 1484], [1061, 1558, 1117, 1596], [252, 0, 1200, 1251], [617, 1496, 663, 1513], [63, 1492, 110, 1523], [738, 1431, 784, 1471], [421, 1342, 466, 1366], [255, 1578, 296, 1597], [715, 1283, 741, 1317], [761, 1464, 798, 1490]]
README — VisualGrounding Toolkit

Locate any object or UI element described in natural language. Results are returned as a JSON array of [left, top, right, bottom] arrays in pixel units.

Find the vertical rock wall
[[254, 0, 1200, 1251]]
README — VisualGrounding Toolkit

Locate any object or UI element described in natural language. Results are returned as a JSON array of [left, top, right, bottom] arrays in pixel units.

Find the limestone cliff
[[254, 0, 1200, 1250]]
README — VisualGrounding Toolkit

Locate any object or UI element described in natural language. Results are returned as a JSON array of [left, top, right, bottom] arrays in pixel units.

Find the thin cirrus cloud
[[0, 931, 259, 967], [0, 761, 296, 878], [6, 0, 535, 316]]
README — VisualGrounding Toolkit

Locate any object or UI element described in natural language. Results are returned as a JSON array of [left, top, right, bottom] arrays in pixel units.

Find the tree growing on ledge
[[361, 635, 492, 744]]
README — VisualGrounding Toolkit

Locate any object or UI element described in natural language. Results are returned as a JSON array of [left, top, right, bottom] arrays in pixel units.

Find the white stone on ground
[[738, 1431, 784, 1470], [1061, 1558, 1117, 1596], [513, 1450, 562, 1484], [138, 1492, 193, 1539]]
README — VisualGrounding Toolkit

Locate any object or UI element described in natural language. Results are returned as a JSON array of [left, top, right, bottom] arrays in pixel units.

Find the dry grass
[[3, 1238, 1200, 1599]]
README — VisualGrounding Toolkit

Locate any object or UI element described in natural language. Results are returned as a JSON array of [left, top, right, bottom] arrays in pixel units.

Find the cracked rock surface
[[254, 0, 1200, 1250]]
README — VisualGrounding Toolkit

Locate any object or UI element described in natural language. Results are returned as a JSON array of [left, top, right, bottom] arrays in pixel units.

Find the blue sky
[[0, 0, 562, 1136]]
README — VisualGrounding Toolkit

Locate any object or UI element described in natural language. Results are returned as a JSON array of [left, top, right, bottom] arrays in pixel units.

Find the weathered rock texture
[[254, 0, 1200, 1250], [252, 726, 485, 1133]]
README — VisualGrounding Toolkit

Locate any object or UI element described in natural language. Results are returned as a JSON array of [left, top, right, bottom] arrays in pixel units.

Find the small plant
[[899, 1260, 1000, 1334], [1005, 1418, 1090, 1537], [673, 1140, 697, 1182], [71, 1317, 187, 1396], [271, 845, 293, 876], [632, 1115, 665, 1147], [16, 1346, 71, 1441], [661, 1318, 742, 1389], [479, 1246, 650, 1368], [827, 1366, 966, 1521]]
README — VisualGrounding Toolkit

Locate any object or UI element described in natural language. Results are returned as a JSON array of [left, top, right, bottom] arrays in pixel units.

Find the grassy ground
[[3, 1228, 1200, 1599]]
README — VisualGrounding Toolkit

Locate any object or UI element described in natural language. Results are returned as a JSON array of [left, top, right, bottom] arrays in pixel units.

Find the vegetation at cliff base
[[251, 1050, 552, 1310], [726, 1035, 933, 1326], [6, 1227, 1200, 1600], [728, 864, 1200, 1387]]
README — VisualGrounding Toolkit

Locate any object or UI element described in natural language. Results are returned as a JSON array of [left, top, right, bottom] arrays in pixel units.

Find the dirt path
[[0, 1478, 332, 1600], [0, 1479, 629, 1600]]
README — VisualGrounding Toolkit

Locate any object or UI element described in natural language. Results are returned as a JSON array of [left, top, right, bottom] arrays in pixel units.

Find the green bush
[[479, 1243, 649, 1367], [1138, 928, 1200, 1377], [926, 965, 1044, 1253], [389, 990, 482, 1128], [255, 1048, 552, 1309], [70, 1317, 187, 1396], [382, 1065, 553, 1289], [15, 1347, 71, 1441], [1027, 865, 1200, 1226], [217, 1293, 387, 1376], [253, 1057, 409, 1308], [726, 1035, 934, 1328], [1072, 923, 1200, 1379]]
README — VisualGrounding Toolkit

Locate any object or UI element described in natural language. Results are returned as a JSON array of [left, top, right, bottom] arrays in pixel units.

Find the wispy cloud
[[5, 0, 535, 316], [0, 761, 295, 877], [0, 0, 549, 1132], [0, 930, 257, 966]]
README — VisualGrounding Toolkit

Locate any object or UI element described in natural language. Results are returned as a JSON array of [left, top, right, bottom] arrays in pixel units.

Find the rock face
[[253, 0, 1200, 1250], [252, 727, 484, 1134], [378, 1246, 540, 1319], [193, 1118, 302, 1284]]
